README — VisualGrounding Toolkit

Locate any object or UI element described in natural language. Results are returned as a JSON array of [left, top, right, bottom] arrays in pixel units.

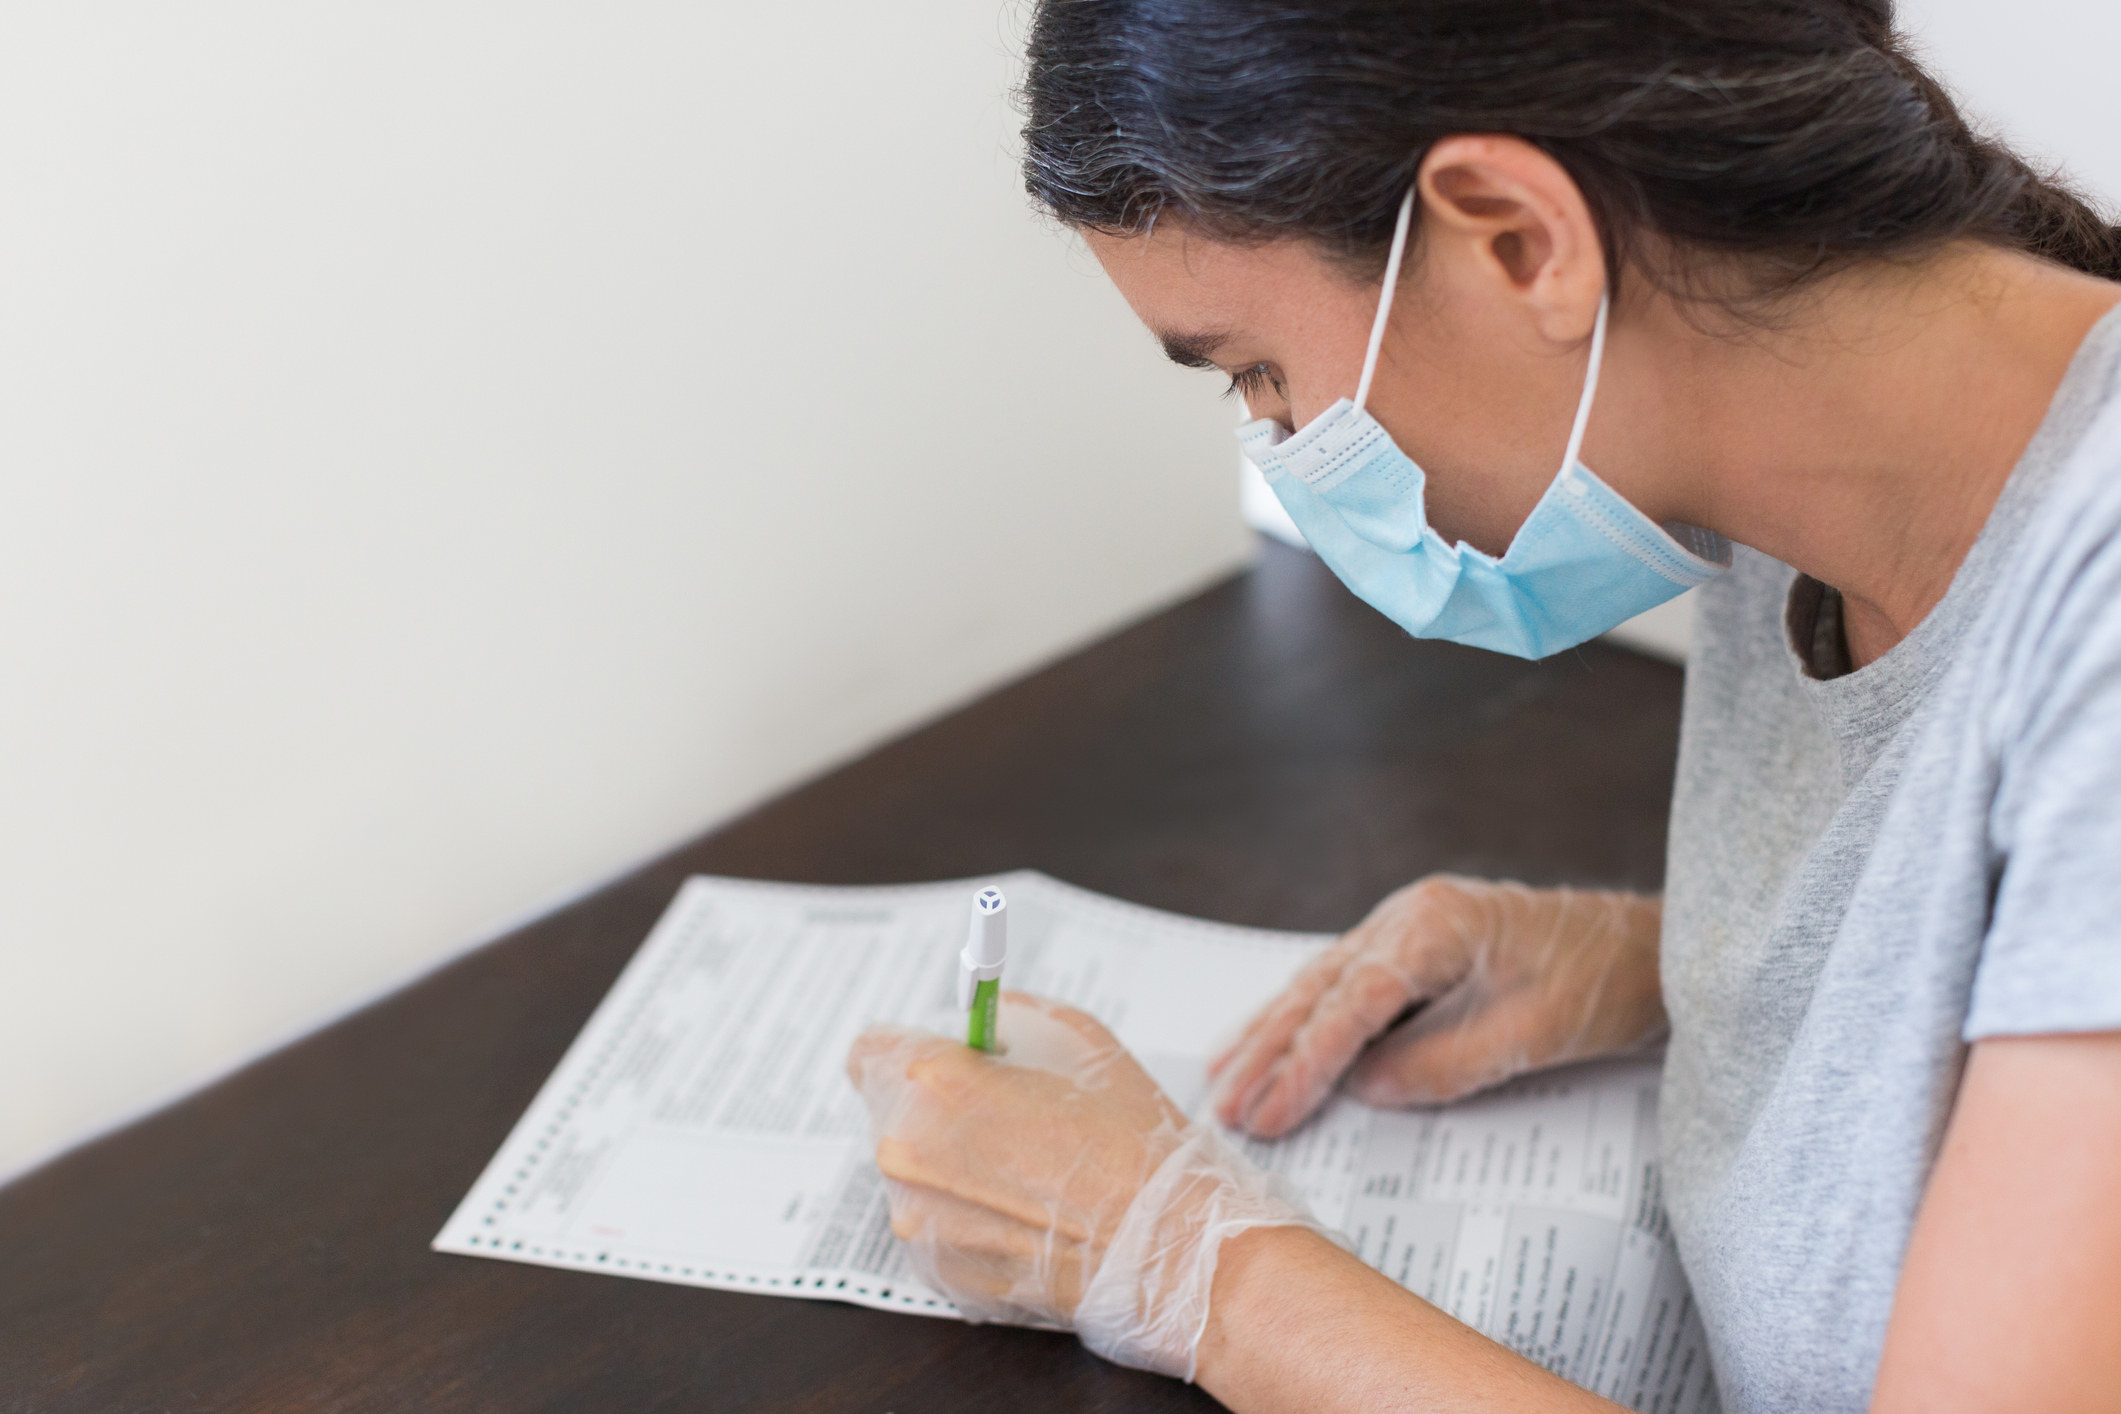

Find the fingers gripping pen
[[958, 887, 1007, 1052]]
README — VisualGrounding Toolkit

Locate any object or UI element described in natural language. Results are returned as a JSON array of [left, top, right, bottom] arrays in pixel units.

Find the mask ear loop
[[1559, 292, 1611, 480], [1351, 188, 1419, 414]]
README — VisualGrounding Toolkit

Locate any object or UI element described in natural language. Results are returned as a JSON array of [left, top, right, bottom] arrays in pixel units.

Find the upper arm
[[1872, 1032, 2121, 1412]]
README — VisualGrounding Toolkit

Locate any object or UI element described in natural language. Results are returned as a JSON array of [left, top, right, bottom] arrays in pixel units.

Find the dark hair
[[1019, 0, 2121, 299]]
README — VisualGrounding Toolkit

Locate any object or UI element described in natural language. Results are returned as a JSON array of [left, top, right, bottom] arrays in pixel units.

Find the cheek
[[1282, 347, 1369, 429], [1410, 449, 1547, 557], [1369, 356, 1580, 557]]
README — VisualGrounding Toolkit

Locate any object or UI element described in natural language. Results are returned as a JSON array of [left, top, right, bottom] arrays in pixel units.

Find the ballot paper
[[436, 872, 1718, 1412]]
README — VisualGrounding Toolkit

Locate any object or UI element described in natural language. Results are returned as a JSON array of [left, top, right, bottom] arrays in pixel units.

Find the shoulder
[[1982, 401, 2121, 731], [1965, 399, 2121, 850]]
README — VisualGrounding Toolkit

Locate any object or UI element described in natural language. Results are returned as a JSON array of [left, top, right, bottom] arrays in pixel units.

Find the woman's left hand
[[845, 992, 1323, 1379]]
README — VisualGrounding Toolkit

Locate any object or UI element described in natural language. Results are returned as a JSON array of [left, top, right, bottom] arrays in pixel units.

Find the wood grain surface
[[0, 542, 1685, 1412]]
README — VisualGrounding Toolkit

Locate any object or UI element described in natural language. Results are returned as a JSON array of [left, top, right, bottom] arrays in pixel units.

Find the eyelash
[[1222, 364, 1278, 401]]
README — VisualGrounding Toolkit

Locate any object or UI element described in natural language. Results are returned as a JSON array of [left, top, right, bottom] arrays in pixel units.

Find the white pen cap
[[956, 886, 1007, 1009]]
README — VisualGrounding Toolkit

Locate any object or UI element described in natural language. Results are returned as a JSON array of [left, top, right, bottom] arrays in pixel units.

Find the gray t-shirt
[[1660, 304, 2121, 1414]]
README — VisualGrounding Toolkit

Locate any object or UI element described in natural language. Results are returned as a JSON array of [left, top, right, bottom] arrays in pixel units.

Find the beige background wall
[[0, 3, 1250, 1178]]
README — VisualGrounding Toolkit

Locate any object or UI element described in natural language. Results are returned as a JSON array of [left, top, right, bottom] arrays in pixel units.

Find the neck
[[1598, 245, 2121, 668]]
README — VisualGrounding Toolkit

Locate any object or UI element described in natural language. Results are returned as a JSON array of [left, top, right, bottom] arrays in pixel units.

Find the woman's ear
[[1415, 135, 1605, 347]]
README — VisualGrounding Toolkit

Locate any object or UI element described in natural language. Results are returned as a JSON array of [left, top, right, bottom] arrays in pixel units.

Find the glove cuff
[[1074, 1123, 1335, 1382]]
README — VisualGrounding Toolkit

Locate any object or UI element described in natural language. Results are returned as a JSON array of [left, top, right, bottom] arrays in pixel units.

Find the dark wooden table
[[0, 542, 1684, 1412]]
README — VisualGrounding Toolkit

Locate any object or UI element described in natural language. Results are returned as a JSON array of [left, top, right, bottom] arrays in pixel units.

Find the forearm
[[1194, 1227, 1625, 1414], [1611, 890, 1667, 1036]]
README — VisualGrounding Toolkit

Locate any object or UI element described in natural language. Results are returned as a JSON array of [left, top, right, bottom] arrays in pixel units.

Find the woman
[[847, 1, 2121, 1409]]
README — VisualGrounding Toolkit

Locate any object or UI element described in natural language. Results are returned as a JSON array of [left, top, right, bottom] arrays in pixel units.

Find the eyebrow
[[1156, 328, 1231, 370]]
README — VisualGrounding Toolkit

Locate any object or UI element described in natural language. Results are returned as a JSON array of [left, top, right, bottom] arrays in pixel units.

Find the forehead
[[1082, 223, 1372, 354]]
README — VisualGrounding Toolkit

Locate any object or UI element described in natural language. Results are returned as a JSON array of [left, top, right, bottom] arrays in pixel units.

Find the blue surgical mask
[[1238, 192, 1728, 660]]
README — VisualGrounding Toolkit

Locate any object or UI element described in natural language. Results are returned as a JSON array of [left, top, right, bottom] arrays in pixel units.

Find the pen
[[957, 886, 1007, 1051]]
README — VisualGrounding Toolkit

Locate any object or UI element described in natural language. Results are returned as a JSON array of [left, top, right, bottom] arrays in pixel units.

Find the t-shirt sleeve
[[1965, 489, 2121, 1040]]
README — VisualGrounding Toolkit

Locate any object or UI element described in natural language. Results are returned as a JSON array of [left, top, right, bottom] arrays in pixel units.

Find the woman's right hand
[[1209, 876, 1666, 1138]]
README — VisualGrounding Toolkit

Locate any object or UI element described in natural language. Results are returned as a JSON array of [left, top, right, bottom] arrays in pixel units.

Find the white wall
[[0, 5, 1251, 1177]]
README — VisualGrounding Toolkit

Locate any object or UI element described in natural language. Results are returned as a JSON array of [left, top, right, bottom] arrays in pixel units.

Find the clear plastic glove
[[1210, 876, 1664, 1139], [845, 993, 1329, 1381]]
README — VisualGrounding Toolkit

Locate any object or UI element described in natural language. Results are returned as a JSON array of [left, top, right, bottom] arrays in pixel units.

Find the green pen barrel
[[966, 977, 1000, 1052]]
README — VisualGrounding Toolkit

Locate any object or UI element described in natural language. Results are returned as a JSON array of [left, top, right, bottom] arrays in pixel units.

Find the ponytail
[[1888, 38, 2121, 281]]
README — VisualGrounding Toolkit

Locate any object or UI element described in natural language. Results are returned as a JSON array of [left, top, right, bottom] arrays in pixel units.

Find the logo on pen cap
[[975, 887, 1004, 913]]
